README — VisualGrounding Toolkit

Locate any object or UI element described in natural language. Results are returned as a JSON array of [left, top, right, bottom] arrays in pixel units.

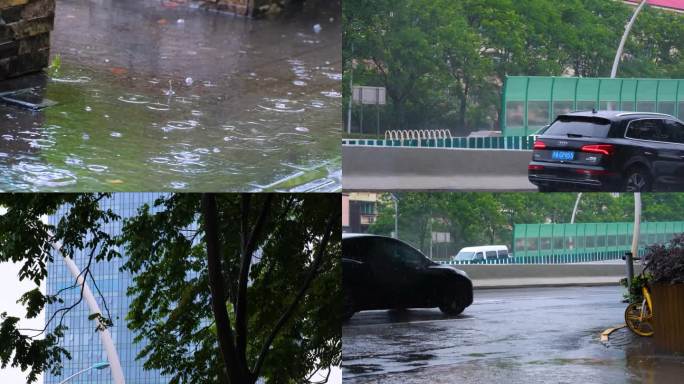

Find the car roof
[[459, 245, 508, 252], [342, 233, 378, 239], [558, 110, 676, 121]]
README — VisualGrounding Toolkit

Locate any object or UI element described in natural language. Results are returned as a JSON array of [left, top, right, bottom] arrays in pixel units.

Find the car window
[[544, 117, 611, 138], [456, 251, 474, 260], [369, 238, 427, 269], [342, 238, 363, 261], [498, 250, 509, 258], [475, 252, 484, 260], [486, 251, 497, 259], [662, 120, 684, 144], [626, 119, 668, 141]]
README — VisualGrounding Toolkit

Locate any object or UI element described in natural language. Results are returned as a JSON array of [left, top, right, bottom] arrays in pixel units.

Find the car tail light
[[581, 144, 614, 156], [528, 164, 545, 171], [533, 140, 547, 150]]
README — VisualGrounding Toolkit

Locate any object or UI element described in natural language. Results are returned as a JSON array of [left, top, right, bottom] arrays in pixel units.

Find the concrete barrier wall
[[452, 263, 643, 289], [0, 0, 55, 80], [343, 146, 531, 177], [342, 146, 535, 190]]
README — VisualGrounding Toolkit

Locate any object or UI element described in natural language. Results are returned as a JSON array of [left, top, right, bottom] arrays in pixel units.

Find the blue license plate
[[551, 150, 574, 161]]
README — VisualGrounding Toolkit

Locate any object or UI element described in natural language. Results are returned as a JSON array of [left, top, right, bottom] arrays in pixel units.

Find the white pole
[[47, 233, 126, 384], [347, 44, 354, 135], [570, 192, 582, 224], [611, 0, 647, 266], [631, 193, 642, 260], [611, 0, 648, 78]]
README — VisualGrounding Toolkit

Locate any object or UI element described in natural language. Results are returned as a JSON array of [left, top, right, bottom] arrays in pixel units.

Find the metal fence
[[439, 250, 627, 265], [502, 76, 684, 136], [513, 221, 684, 258], [342, 135, 537, 150]]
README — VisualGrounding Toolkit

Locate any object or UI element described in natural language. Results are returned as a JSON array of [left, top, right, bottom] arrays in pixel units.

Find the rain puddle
[[0, 0, 341, 191]]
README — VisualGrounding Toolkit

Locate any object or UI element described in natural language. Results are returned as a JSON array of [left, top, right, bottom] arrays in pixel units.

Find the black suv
[[528, 111, 684, 192], [342, 233, 473, 321]]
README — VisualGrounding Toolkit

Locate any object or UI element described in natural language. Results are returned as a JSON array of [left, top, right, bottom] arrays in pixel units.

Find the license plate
[[551, 150, 574, 161]]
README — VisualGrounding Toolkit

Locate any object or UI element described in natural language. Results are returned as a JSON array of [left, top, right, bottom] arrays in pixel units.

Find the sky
[[0, 261, 45, 384]]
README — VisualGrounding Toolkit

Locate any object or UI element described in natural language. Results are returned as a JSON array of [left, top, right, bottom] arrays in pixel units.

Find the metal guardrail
[[342, 135, 537, 150], [438, 250, 627, 265], [384, 129, 453, 140]]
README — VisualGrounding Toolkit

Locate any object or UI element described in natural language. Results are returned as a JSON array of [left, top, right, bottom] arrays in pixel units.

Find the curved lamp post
[[46, 229, 126, 384], [58, 362, 110, 384], [610, 0, 648, 287]]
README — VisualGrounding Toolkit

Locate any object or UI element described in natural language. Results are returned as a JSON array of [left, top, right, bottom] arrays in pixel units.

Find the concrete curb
[[474, 281, 622, 290]]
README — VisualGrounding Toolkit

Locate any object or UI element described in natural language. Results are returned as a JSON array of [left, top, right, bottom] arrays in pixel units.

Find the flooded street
[[0, 0, 341, 191], [343, 286, 684, 384]]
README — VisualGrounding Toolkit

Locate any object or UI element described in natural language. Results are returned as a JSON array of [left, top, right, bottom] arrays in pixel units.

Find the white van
[[453, 245, 510, 263]]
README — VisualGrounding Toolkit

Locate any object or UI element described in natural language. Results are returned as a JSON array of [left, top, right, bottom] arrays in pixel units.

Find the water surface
[[0, 0, 341, 191]]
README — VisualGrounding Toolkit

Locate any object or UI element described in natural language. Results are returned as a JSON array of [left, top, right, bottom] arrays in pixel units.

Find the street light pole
[[390, 193, 399, 238], [570, 192, 582, 224], [611, 0, 648, 288], [58, 362, 110, 384], [611, 0, 648, 78], [347, 43, 354, 135], [47, 230, 126, 384]]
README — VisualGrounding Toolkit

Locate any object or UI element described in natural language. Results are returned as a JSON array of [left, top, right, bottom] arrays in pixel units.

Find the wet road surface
[[0, 0, 341, 191], [343, 286, 684, 383]]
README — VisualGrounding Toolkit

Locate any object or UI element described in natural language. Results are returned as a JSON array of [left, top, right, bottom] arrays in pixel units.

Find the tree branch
[[251, 212, 337, 378], [236, 194, 273, 378], [201, 194, 243, 384]]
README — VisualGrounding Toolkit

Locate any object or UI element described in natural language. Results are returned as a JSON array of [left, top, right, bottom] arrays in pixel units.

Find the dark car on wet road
[[342, 233, 473, 321], [528, 111, 684, 192]]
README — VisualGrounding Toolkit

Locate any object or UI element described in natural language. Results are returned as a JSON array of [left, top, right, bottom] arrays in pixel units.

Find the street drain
[[0, 89, 57, 110]]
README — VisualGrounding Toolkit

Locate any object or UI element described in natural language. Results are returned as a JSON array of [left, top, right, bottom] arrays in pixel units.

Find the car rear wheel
[[625, 167, 652, 192], [439, 295, 466, 316], [343, 290, 356, 321]]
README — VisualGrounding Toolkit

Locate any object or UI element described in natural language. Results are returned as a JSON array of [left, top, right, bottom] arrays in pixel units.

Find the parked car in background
[[452, 245, 510, 263], [528, 111, 684, 192], [342, 233, 473, 321]]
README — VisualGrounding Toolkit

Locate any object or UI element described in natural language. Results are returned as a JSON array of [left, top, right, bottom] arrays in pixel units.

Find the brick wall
[[0, 0, 55, 80]]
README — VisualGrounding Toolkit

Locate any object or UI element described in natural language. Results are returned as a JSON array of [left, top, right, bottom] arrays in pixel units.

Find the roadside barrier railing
[[384, 129, 453, 141], [342, 135, 538, 150], [438, 250, 630, 265]]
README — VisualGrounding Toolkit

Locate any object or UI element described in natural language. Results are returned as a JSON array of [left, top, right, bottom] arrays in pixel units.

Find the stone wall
[[0, 0, 54, 80]]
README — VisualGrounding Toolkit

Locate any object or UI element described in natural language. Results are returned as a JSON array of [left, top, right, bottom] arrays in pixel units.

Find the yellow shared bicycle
[[624, 266, 654, 337]]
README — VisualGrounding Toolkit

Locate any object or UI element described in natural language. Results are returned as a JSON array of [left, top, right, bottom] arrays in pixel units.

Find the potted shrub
[[645, 233, 684, 353]]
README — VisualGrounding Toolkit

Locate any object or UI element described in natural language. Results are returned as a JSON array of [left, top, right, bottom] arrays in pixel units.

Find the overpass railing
[[384, 129, 453, 140], [438, 250, 627, 265], [342, 135, 537, 150]]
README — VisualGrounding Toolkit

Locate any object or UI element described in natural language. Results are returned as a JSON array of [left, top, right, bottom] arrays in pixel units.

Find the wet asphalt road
[[343, 286, 684, 384]]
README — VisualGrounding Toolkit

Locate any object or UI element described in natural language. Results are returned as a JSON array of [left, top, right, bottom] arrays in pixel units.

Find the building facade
[[44, 193, 170, 384]]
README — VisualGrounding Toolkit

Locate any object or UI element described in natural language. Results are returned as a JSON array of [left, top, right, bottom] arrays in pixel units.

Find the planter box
[[0, 0, 55, 80], [652, 283, 684, 354]]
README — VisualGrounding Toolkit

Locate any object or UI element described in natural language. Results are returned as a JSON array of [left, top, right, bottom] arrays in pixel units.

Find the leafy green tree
[[343, 0, 684, 135], [368, 192, 684, 258], [0, 193, 340, 384]]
